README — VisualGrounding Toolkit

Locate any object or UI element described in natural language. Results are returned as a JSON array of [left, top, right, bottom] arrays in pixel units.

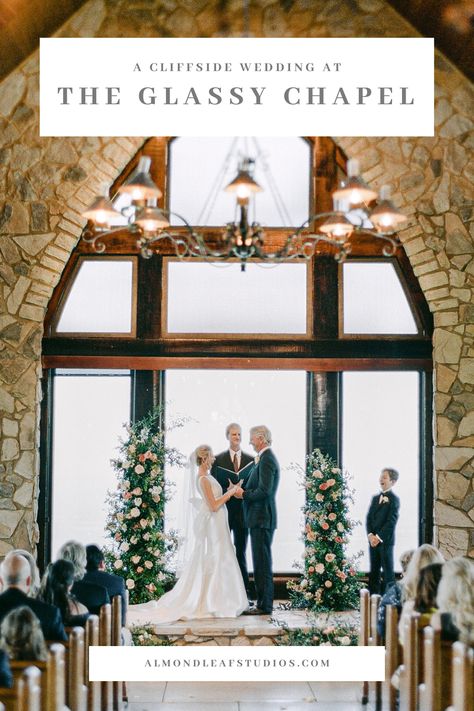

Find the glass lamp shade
[[83, 196, 121, 226], [225, 169, 263, 201], [318, 214, 354, 242], [135, 206, 170, 232], [370, 201, 407, 231], [332, 158, 378, 206], [118, 156, 162, 201], [333, 176, 378, 206]]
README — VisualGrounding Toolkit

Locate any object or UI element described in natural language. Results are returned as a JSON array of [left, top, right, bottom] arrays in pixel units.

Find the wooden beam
[[42, 355, 432, 371]]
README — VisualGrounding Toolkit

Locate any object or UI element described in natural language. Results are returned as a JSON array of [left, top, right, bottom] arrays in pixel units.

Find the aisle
[[127, 680, 376, 709]]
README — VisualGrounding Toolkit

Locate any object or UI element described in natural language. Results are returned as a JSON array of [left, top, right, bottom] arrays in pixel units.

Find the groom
[[235, 425, 279, 615]]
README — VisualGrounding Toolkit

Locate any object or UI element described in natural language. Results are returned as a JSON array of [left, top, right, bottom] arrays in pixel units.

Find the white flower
[[114, 559, 123, 569], [132, 487, 142, 495], [130, 507, 140, 518], [331, 468, 341, 474], [121, 542, 130, 552], [129, 445, 136, 454], [131, 555, 141, 564], [126, 579, 135, 589], [337, 522, 344, 532], [130, 536, 138, 545], [134, 464, 145, 474], [340, 636, 351, 645], [134, 498, 142, 507], [157, 572, 166, 582], [140, 518, 148, 529], [116, 513, 124, 522], [123, 480, 130, 489], [144, 561, 153, 569], [143, 532, 151, 541]]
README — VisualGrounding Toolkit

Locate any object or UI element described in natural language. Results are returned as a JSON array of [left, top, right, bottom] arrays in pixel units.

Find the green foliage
[[276, 621, 358, 646], [130, 625, 172, 646], [104, 408, 185, 604], [288, 448, 361, 612]]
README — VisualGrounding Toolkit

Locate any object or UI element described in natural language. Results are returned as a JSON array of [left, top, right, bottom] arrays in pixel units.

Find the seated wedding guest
[[84, 545, 127, 625], [432, 556, 474, 646], [5, 550, 41, 598], [0, 554, 66, 642], [377, 548, 415, 639], [0, 607, 48, 661], [398, 543, 444, 642], [57, 540, 109, 614], [400, 562, 443, 647], [38, 560, 89, 628], [0, 649, 13, 688]]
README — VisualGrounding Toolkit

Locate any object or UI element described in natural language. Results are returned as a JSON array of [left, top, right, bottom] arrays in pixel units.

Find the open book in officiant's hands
[[216, 459, 255, 482]]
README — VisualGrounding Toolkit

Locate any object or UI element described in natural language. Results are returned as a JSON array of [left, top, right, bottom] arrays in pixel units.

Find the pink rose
[[325, 553, 336, 562], [315, 563, 325, 574], [321, 522, 329, 530], [324, 580, 333, 588], [328, 513, 337, 521]]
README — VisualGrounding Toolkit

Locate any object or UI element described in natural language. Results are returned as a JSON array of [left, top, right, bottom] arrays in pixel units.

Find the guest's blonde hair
[[57, 540, 87, 581], [402, 544, 444, 601], [437, 556, 474, 646], [194, 445, 212, 466], [0, 606, 47, 661]]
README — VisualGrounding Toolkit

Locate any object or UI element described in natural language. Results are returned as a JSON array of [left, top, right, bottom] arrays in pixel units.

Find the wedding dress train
[[128, 475, 248, 624]]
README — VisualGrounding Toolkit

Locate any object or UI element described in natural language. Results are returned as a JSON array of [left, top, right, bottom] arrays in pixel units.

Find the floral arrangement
[[105, 408, 185, 604], [130, 624, 171, 646], [288, 448, 361, 612], [276, 620, 358, 647]]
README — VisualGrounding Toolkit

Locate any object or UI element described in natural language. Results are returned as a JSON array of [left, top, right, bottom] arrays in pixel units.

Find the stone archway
[[0, 0, 473, 558]]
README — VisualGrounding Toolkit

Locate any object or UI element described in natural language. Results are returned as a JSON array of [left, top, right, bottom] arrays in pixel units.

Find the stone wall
[[0, 0, 473, 558]]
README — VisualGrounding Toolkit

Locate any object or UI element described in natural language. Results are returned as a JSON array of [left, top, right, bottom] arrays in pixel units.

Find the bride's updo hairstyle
[[195, 445, 212, 466]]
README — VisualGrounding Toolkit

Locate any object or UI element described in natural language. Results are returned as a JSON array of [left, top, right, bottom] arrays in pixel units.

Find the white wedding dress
[[128, 475, 248, 624]]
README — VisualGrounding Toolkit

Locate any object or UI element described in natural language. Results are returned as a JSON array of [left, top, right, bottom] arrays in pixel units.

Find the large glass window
[[169, 137, 311, 227], [51, 370, 131, 555], [164, 369, 306, 572], [342, 371, 420, 570], [342, 262, 418, 335], [165, 260, 309, 336], [54, 258, 136, 335]]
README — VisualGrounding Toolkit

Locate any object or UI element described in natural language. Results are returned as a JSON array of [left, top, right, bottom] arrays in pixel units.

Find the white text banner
[[40, 38, 434, 137], [89, 645, 386, 682]]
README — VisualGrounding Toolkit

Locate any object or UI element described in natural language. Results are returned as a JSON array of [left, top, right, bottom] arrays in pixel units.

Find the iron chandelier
[[81, 152, 408, 271]]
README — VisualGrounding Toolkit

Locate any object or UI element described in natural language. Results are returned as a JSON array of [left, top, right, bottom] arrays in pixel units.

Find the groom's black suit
[[242, 448, 279, 613], [211, 449, 254, 594]]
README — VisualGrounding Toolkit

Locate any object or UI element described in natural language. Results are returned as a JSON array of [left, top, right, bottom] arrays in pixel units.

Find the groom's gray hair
[[250, 425, 272, 445]]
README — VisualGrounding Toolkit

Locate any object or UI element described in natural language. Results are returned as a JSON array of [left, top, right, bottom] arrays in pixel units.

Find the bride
[[128, 444, 248, 623]]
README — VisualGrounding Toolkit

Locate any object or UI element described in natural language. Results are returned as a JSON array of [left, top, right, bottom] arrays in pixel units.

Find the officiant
[[211, 422, 254, 598]]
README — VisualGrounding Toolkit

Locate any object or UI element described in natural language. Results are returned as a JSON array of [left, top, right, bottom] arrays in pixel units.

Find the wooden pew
[[111, 597, 122, 711], [446, 641, 473, 711], [359, 588, 370, 705], [99, 605, 112, 711], [9, 643, 66, 711], [68, 627, 87, 711], [399, 611, 421, 711], [368, 594, 382, 711], [1, 667, 42, 711], [384, 604, 401, 711], [18, 667, 41, 711], [418, 626, 454, 711], [84, 616, 100, 711]]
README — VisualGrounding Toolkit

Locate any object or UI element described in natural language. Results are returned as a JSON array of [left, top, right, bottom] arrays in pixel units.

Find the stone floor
[[126, 680, 376, 710]]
